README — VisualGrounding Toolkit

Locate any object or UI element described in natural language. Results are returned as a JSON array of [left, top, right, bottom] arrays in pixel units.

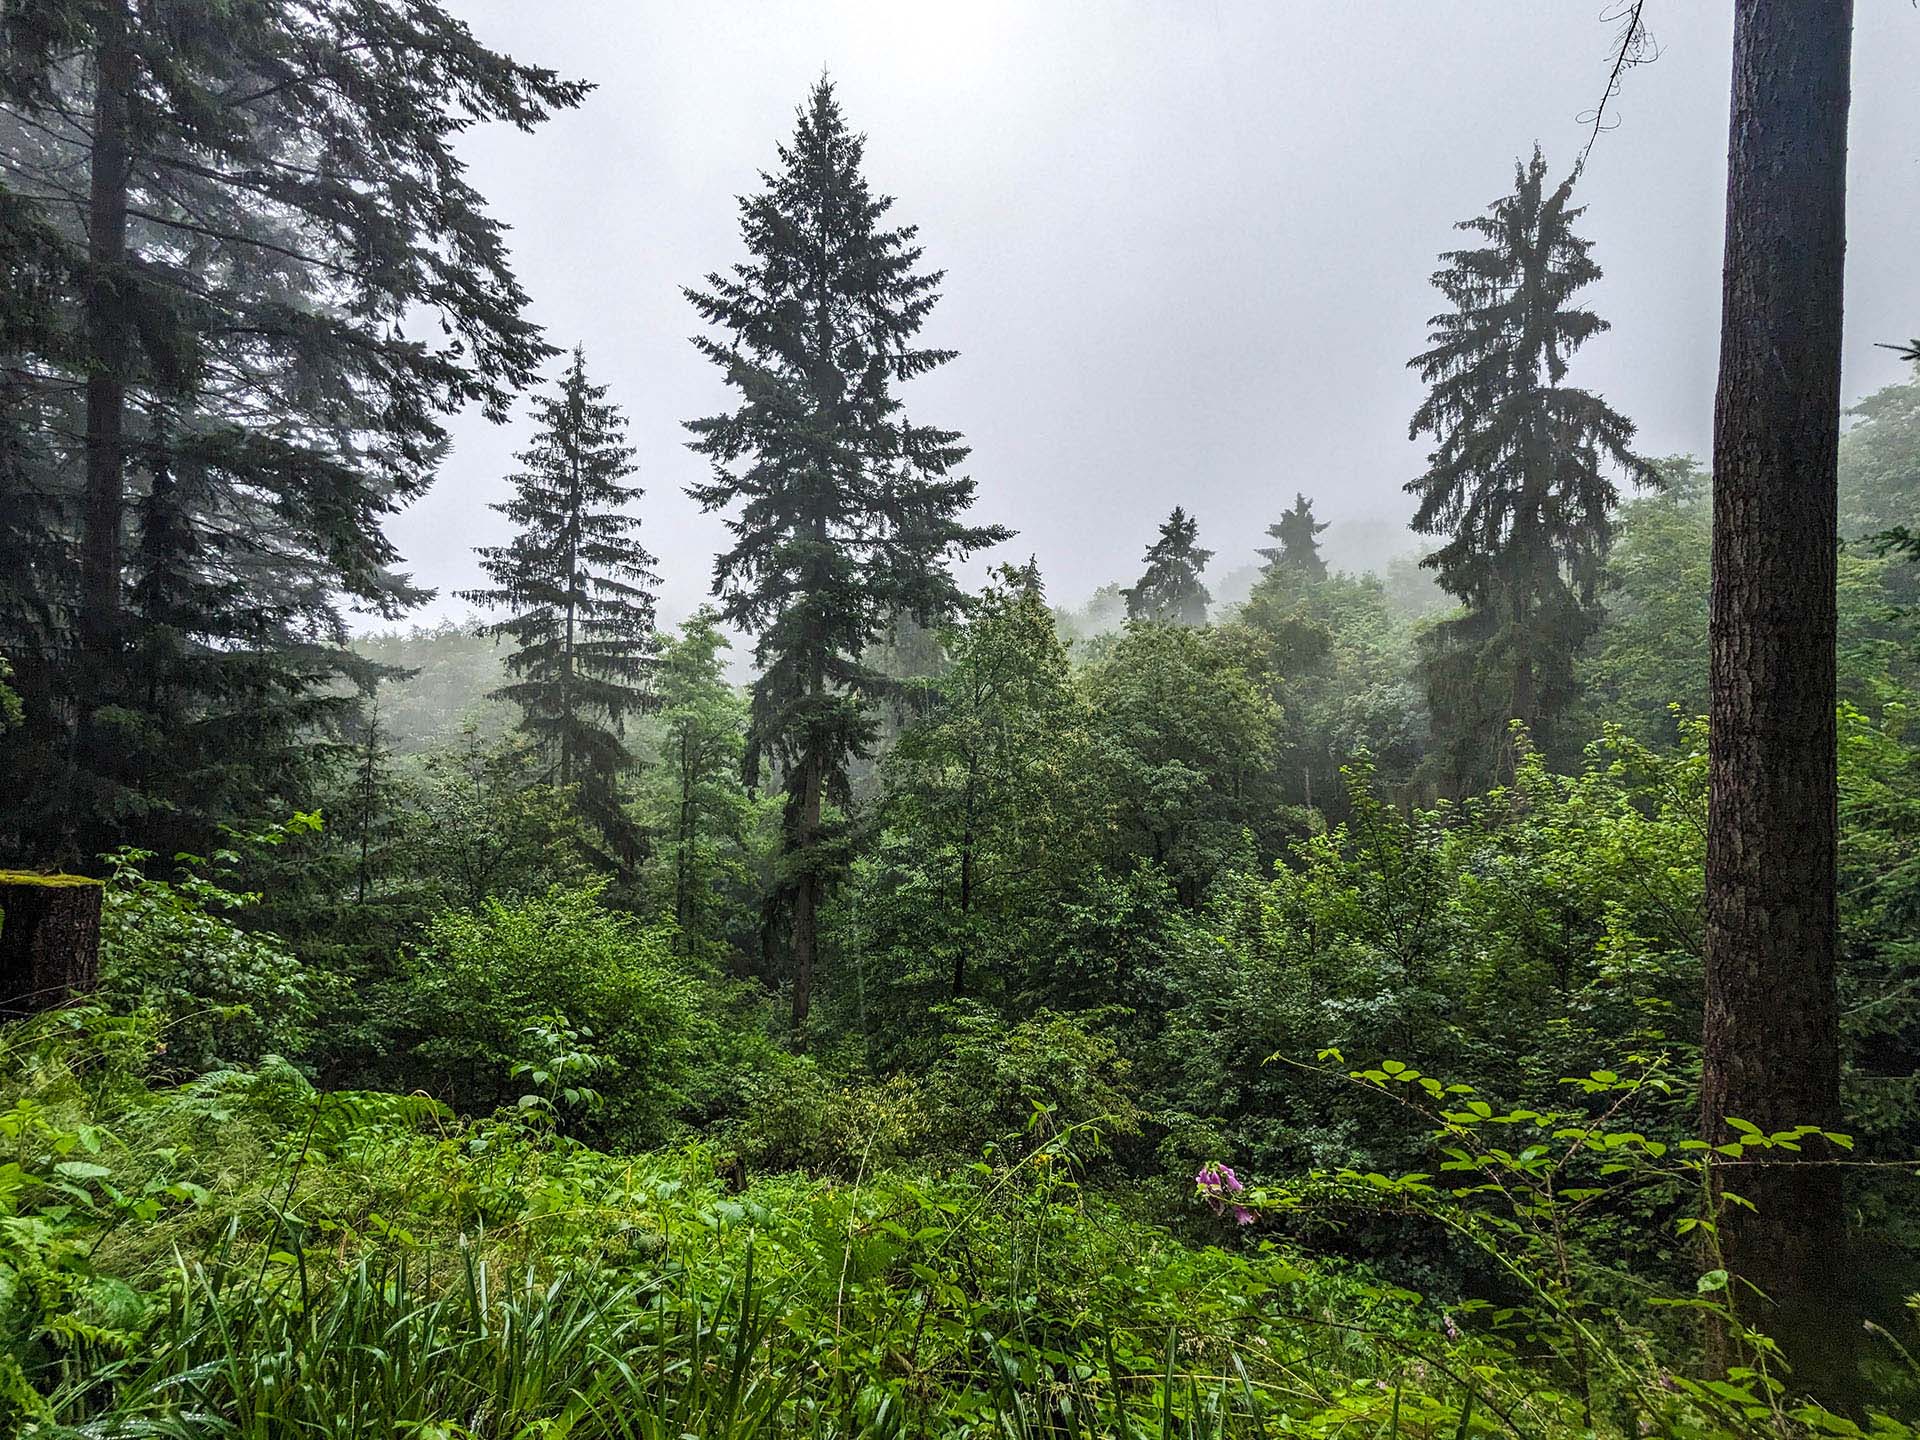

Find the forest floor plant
[[2, 1008, 1911, 1436]]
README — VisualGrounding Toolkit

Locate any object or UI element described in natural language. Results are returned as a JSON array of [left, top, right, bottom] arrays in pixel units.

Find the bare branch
[[1575, 1, 1658, 175]]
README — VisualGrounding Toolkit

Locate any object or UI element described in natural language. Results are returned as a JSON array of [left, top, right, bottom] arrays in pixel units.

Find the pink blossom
[[1196, 1161, 1257, 1225]]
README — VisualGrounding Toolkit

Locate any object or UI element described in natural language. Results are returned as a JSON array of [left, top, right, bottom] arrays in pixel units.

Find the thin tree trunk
[[676, 727, 694, 949], [561, 433, 580, 788], [77, 5, 134, 835], [788, 749, 822, 1043], [356, 722, 376, 907], [1703, 0, 1853, 1402], [953, 752, 977, 999]]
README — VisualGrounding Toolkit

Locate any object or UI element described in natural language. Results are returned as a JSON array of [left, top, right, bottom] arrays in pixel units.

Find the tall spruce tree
[[0, 0, 584, 865], [685, 79, 1009, 1039], [1123, 506, 1212, 626], [1407, 147, 1656, 789], [1257, 493, 1329, 584], [465, 348, 659, 863]]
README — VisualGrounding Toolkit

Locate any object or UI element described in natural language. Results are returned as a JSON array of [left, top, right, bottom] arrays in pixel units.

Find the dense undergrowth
[[4, 1007, 1915, 1438]]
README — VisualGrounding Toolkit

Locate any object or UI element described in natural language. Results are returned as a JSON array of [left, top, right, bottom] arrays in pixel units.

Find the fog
[[383, 2, 1920, 627]]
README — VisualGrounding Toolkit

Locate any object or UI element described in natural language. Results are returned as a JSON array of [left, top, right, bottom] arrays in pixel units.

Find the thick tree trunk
[[80, 8, 133, 684], [0, 875, 104, 1017], [70, 6, 135, 864], [1704, 0, 1853, 1402]]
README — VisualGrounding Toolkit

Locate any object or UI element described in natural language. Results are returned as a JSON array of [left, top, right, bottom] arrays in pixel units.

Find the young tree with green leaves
[[1239, 567, 1427, 816], [1258, 493, 1329, 585], [1123, 507, 1212, 626], [400, 725, 595, 915], [1839, 361, 1920, 542], [642, 611, 753, 964], [685, 79, 1008, 1038], [1082, 621, 1282, 904], [466, 348, 659, 864], [875, 562, 1087, 1002], [0, 0, 584, 865], [1407, 147, 1656, 790]]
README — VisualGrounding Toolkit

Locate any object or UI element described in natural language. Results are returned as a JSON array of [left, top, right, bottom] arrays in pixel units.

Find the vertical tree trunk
[[676, 727, 695, 951], [1704, 0, 1853, 1401], [561, 439, 580, 788], [0, 875, 105, 1017], [788, 751, 821, 1043], [77, 5, 135, 836], [953, 755, 977, 999]]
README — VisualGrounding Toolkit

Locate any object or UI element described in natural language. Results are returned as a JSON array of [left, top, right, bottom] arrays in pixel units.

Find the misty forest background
[[0, 2, 1916, 1435]]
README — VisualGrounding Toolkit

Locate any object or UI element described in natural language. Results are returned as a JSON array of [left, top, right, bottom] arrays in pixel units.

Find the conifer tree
[[1407, 148, 1655, 788], [1257, 493, 1329, 584], [0, 0, 584, 864], [685, 79, 1009, 1038], [1123, 507, 1213, 626], [466, 348, 658, 862]]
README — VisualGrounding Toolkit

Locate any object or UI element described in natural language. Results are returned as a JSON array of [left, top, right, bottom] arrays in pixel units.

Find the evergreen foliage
[[1239, 566, 1429, 815], [1122, 506, 1213, 626], [465, 348, 660, 863], [2, 20, 1918, 1422], [1406, 148, 1656, 789], [0, 0, 584, 865], [349, 622, 515, 756], [1257, 492, 1330, 584], [684, 79, 1009, 1036]]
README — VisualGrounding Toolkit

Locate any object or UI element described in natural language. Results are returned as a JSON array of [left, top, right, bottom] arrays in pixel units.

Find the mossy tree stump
[[0, 872, 104, 1018]]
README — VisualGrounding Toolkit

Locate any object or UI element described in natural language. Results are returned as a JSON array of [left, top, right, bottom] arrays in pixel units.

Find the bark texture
[[1704, 0, 1854, 1401], [81, 6, 132, 657], [0, 875, 105, 1017]]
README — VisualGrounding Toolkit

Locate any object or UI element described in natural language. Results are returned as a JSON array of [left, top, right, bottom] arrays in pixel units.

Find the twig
[[1576, 1, 1658, 174]]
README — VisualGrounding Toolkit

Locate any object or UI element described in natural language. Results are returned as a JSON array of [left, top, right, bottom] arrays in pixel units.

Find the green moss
[[0, 870, 104, 888]]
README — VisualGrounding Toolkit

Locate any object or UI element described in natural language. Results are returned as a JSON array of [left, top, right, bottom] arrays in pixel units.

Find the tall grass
[[45, 1236, 1297, 1439], [12, 1011, 1897, 1439]]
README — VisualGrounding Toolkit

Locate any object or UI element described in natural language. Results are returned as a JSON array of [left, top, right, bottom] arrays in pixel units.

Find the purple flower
[[1195, 1162, 1244, 1193], [1443, 1313, 1460, 1342], [1196, 1161, 1257, 1225]]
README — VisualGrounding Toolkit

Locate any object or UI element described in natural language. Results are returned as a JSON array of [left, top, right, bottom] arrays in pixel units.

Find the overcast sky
[[382, 2, 1920, 630]]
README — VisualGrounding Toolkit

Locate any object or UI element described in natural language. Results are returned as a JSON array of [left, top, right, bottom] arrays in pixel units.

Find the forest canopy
[[0, 4, 1916, 1435]]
